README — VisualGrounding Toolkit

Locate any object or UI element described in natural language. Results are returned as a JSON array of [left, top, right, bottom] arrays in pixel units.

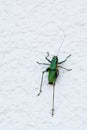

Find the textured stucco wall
[[0, 0, 87, 130]]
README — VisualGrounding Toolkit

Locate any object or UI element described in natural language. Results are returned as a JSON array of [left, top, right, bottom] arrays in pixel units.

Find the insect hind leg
[[37, 68, 49, 96], [52, 83, 55, 116], [51, 71, 59, 116]]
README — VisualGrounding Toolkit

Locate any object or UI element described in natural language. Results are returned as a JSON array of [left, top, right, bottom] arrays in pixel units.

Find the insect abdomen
[[48, 71, 57, 84]]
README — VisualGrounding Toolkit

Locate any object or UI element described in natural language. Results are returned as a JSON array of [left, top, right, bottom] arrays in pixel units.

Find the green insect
[[37, 52, 71, 116], [36, 25, 72, 116]]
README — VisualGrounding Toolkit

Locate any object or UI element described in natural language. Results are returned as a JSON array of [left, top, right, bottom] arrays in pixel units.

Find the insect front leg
[[37, 68, 49, 96], [58, 54, 71, 64], [58, 66, 72, 71], [45, 52, 51, 63]]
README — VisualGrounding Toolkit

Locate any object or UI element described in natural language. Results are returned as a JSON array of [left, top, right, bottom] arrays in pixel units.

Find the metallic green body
[[48, 56, 58, 84]]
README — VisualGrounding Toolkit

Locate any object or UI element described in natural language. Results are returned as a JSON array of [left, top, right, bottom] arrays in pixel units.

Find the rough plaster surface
[[0, 0, 87, 130]]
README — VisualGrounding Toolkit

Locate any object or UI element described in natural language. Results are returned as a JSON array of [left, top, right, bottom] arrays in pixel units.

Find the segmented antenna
[[57, 25, 65, 55]]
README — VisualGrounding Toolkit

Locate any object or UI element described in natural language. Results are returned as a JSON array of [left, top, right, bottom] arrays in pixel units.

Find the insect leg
[[37, 62, 50, 65], [37, 68, 49, 96], [58, 54, 71, 64], [57, 69, 59, 77], [58, 66, 72, 71], [52, 83, 55, 116], [45, 52, 51, 63]]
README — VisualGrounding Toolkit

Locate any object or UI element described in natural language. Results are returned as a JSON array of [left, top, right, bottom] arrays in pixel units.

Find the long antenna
[[57, 25, 65, 55]]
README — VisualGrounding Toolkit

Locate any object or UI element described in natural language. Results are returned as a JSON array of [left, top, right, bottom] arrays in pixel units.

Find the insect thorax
[[50, 56, 58, 70]]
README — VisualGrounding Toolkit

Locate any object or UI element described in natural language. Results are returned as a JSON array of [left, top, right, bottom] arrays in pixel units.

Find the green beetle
[[37, 52, 71, 116]]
